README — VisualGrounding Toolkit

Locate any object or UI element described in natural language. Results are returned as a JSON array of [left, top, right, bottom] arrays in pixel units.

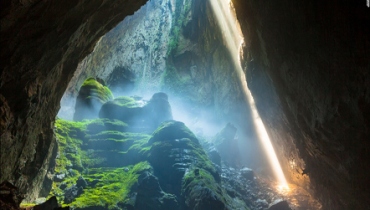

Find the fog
[[56, 0, 275, 181]]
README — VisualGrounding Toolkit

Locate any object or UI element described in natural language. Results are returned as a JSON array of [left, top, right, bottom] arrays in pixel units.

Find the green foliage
[[86, 118, 128, 135], [182, 168, 219, 194], [54, 119, 89, 173], [150, 121, 197, 143], [51, 118, 153, 208], [110, 96, 139, 108], [71, 162, 152, 209], [167, 0, 192, 56], [81, 78, 114, 103], [52, 104, 236, 209]]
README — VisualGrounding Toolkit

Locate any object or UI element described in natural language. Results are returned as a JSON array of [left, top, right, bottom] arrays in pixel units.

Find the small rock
[[54, 173, 65, 182], [63, 185, 83, 204], [256, 199, 269, 208], [268, 199, 292, 210], [194, 168, 200, 176], [76, 176, 88, 188], [208, 148, 221, 166], [240, 167, 254, 180]]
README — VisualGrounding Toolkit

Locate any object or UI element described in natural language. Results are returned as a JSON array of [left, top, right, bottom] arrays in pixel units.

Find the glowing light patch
[[209, 0, 289, 188]]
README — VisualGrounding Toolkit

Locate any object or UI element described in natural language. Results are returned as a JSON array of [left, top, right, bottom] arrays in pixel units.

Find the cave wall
[[58, 0, 173, 120], [59, 0, 251, 129], [0, 0, 148, 201], [233, 0, 370, 209], [1, 0, 369, 208], [164, 0, 249, 123]]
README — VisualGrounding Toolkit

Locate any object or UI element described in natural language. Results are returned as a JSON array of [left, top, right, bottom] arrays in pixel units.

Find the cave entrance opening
[[49, 0, 296, 209], [57, 0, 269, 172]]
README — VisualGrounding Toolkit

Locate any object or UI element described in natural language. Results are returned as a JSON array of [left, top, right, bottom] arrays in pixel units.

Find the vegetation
[[80, 78, 114, 104], [50, 118, 151, 208], [167, 0, 192, 56], [107, 96, 139, 108], [71, 162, 152, 209], [51, 107, 232, 209]]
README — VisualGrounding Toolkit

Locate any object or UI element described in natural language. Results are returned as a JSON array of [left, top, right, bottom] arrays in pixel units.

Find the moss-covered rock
[[149, 121, 197, 144], [134, 172, 179, 210], [182, 168, 226, 210], [86, 118, 128, 134], [99, 93, 172, 131], [147, 121, 225, 208], [50, 119, 152, 208], [70, 162, 152, 209], [73, 78, 114, 121], [51, 115, 249, 209]]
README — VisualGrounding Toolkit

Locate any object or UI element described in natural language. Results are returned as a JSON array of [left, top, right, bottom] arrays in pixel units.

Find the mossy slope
[[51, 117, 248, 209]]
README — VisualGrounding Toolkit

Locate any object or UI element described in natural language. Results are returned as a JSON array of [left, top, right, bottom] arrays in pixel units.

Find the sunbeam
[[209, 0, 289, 189]]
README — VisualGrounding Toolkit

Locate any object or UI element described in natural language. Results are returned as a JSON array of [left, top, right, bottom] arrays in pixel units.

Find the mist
[[55, 0, 277, 183]]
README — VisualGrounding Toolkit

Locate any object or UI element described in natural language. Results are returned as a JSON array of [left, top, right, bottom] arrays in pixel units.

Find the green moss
[[110, 96, 139, 108], [51, 118, 154, 207], [182, 168, 218, 193], [53, 111, 240, 209], [70, 162, 152, 209], [86, 118, 128, 134], [20, 203, 36, 208], [167, 0, 192, 56], [81, 78, 114, 103], [54, 119, 91, 173], [150, 121, 197, 143]]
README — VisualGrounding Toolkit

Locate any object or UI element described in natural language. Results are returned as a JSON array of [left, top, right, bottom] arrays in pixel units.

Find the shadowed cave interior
[[0, 0, 369, 210]]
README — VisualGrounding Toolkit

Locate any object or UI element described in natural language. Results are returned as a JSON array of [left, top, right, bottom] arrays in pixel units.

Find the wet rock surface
[[233, 0, 370, 209]]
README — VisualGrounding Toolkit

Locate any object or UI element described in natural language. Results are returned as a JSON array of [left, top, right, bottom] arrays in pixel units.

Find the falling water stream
[[209, 0, 289, 189]]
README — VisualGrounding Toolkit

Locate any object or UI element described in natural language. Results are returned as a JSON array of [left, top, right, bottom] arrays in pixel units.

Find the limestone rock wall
[[164, 0, 248, 122], [60, 0, 248, 124], [58, 0, 173, 120], [233, 0, 370, 209], [0, 0, 148, 201]]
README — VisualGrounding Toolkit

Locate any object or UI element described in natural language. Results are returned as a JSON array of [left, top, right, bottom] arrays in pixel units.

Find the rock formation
[[0, 0, 369, 209], [233, 0, 370, 209], [73, 78, 113, 121], [0, 0, 149, 201]]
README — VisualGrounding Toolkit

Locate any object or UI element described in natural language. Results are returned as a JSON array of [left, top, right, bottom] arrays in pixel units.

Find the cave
[[1, 0, 369, 210]]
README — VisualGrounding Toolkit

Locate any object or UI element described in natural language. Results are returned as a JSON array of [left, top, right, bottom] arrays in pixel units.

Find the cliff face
[[58, 0, 173, 120], [59, 0, 247, 123], [0, 0, 148, 201], [233, 0, 370, 209], [164, 0, 246, 121]]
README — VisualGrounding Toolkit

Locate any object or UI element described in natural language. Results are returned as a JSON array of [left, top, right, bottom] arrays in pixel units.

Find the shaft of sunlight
[[209, 0, 288, 188]]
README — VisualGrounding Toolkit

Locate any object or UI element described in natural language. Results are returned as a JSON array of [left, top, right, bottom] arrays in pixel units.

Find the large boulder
[[73, 78, 113, 121], [134, 172, 179, 210], [99, 96, 144, 125], [143, 92, 173, 129], [213, 123, 241, 167], [99, 92, 173, 130], [147, 121, 239, 209]]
